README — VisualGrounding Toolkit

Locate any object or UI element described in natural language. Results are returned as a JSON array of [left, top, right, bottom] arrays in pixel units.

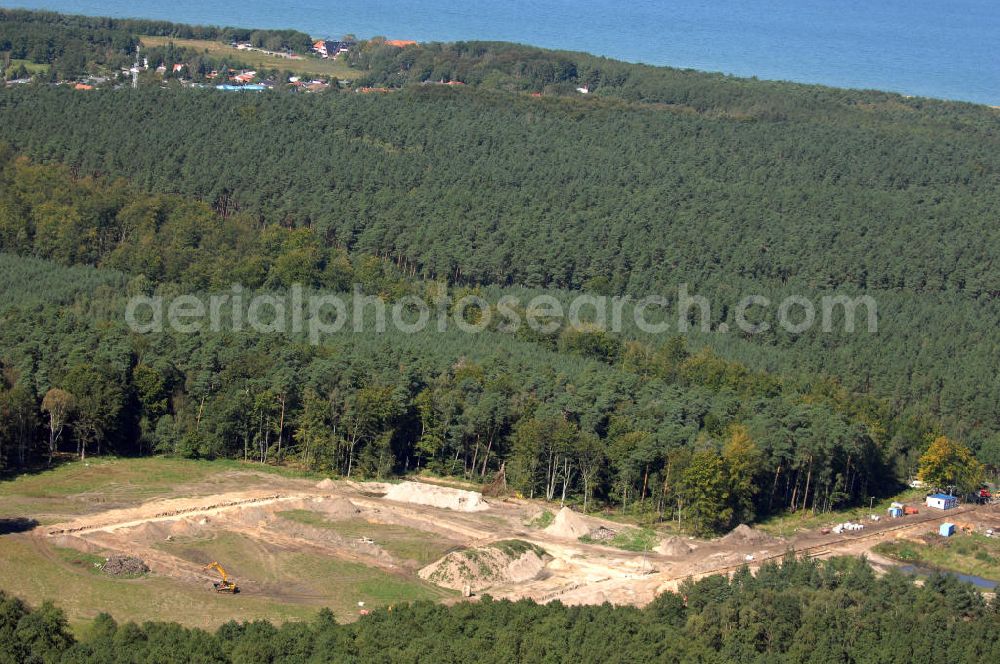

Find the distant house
[[172, 64, 185, 74], [73, 83, 94, 90], [155, 65, 167, 74], [926, 493, 958, 510], [313, 40, 351, 58], [232, 71, 257, 84]]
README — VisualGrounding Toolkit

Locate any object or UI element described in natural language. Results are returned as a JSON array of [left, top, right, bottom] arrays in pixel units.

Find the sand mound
[[315, 478, 336, 490], [655, 536, 696, 557], [546, 558, 570, 572], [544, 507, 591, 539], [383, 482, 488, 512], [311, 496, 363, 519], [128, 521, 173, 541], [102, 555, 149, 577], [720, 524, 779, 546], [126, 518, 206, 542], [420, 540, 547, 591], [229, 505, 273, 526]]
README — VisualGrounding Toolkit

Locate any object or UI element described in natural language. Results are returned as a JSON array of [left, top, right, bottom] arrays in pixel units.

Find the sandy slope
[[37, 474, 1000, 611]]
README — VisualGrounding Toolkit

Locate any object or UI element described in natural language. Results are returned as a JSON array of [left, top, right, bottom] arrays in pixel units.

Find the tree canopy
[[1, 556, 998, 662], [1, 10, 998, 534]]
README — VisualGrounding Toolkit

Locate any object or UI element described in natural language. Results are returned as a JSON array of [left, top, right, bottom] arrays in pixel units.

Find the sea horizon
[[3, 0, 999, 105]]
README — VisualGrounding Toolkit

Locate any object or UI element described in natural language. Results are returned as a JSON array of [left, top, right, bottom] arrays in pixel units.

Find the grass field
[[3, 58, 50, 74], [756, 489, 928, 537], [278, 510, 455, 566], [580, 527, 658, 552], [528, 510, 554, 528], [157, 529, 451, 606], [0, 456, 321, 523], [0, 536, 317, 633], [54, 546, 108, 574], [140, 36, 362, 79], [0, 457, 455, 633], [874, 533, 1000, 582]]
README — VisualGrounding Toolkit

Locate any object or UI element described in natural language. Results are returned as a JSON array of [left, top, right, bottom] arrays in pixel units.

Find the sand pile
[[315, 478, 336, 490], [310, 496, 362, 519], [383, 482, 489, 512], [229, 505, 273, 527], [128, 521, 174, 541], [102, 555, 149, 577], [420, 540, 547, 591], [720, 524, 780, 546], [655, 536, 696, 557], [127, 518, 207, 542], [544, 507, 591, 539]]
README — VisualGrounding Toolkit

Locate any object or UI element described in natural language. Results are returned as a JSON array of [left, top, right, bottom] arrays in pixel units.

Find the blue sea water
[[7, 0, 999, 104]]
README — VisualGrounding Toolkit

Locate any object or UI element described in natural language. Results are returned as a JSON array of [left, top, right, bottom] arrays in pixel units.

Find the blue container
[[888, 507, 903, 518], [939, 523, 956, 537]]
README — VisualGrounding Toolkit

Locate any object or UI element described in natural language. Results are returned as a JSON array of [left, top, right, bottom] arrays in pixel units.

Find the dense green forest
[[1, 150, 997, 533], [348, 38, 1000, 121], [0, 10, 136, 79], [1, 11, 999, 532], [0, 8, 313, 55], [1, 556, 998, 662], [0, 82, 997, 441], [0, 9, 319, 84], [3, 85, 996, 300]]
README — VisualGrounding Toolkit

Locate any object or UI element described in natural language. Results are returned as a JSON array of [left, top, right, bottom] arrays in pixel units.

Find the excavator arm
[[203, 561, 239, 593]]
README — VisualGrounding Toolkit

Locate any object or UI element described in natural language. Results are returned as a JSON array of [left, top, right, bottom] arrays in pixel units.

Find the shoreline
[[4, 3, 997, 107]]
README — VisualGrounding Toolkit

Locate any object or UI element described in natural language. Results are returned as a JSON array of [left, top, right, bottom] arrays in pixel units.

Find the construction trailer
[[939, 523, 956, 537], [926, 494, 958, 510]]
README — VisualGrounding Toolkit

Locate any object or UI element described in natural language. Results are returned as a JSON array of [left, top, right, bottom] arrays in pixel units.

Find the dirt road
[[36, 474, 1000, 612]]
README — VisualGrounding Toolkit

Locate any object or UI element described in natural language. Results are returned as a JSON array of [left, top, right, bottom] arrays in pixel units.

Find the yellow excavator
[[204, 561, 239, 594]]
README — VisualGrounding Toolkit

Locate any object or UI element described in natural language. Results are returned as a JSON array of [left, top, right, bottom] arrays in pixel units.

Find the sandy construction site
[[34, 469, 999, 618]]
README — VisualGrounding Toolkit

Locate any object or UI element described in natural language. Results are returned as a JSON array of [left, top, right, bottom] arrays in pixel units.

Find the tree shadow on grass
[[0, 517, 39, 535]]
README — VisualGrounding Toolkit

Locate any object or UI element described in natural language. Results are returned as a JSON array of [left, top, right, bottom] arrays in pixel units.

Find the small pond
[[897, 564, 999, 590]]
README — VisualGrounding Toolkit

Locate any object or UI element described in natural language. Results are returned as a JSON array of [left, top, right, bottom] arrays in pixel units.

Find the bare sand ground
[[36, 473, 1000, 611]]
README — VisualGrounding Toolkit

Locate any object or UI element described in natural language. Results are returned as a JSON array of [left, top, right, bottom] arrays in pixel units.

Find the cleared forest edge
[[7, 467, 996, 626]]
